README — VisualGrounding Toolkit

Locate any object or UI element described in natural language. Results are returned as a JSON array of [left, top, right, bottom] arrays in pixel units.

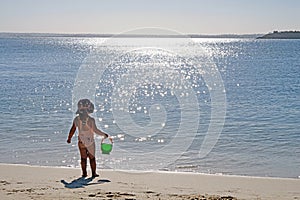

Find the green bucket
[[101, 138, 113, 154]]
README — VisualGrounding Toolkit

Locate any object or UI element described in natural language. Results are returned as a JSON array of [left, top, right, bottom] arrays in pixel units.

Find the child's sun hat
[[76, 99, 94, 114]]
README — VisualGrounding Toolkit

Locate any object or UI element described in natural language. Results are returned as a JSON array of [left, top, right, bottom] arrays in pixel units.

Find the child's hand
[[67, 138, 71, 143]]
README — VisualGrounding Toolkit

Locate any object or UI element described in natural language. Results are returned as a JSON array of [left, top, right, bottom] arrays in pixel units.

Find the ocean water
[[0, 34, 299, 178]]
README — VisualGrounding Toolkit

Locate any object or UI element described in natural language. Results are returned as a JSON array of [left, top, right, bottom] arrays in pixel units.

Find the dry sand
[[0, 164, 299, 200]]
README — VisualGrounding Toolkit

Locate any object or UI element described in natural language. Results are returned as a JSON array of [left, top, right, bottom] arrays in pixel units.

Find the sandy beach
[[0, 164, 299, 200]]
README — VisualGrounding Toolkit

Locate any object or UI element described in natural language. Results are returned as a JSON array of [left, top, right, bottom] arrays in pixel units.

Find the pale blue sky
[[1, 0, 299, 34]]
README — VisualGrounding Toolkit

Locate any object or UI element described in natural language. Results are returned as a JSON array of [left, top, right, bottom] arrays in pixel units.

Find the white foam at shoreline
[[1, 163, 298, 180]]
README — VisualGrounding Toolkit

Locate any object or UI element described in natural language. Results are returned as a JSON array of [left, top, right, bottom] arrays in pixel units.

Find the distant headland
[[257, 31, 300, 39]]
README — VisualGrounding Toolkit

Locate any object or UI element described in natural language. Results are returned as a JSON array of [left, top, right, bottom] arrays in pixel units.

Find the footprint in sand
[[88, 191, 136, 199], [0, 180, 10, 185]]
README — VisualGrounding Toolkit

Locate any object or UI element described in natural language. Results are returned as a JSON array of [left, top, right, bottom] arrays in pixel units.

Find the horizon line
[[0, 31, 264, 38]]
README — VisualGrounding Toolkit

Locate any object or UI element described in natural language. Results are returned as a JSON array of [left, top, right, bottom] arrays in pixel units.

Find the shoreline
[[1, 163, 299, 200], [2, 163, 299, 180], [0, 162, 300, 180]]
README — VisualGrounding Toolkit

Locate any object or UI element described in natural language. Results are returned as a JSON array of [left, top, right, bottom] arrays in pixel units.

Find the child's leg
[[78, 141, 88, 177], [87, 143, 98, 177]]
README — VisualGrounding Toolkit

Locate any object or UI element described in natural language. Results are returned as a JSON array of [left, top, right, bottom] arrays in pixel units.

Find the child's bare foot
[[92, 173, 99, 178], [82, 173, 87, 177]]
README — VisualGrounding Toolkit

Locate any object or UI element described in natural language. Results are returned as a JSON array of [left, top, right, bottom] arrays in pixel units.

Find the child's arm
[[91, 118, 109, 138], [67, 122, 76, 143]]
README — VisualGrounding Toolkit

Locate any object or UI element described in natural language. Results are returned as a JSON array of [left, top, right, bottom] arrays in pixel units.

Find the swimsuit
[[76, 117, 95, 158]]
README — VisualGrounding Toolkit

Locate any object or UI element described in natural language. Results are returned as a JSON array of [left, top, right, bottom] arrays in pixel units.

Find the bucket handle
[[101, 136, 113, 144]]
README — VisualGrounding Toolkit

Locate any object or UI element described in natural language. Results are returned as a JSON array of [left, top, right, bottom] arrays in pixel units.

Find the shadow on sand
[[61, 177, 111, 189]]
